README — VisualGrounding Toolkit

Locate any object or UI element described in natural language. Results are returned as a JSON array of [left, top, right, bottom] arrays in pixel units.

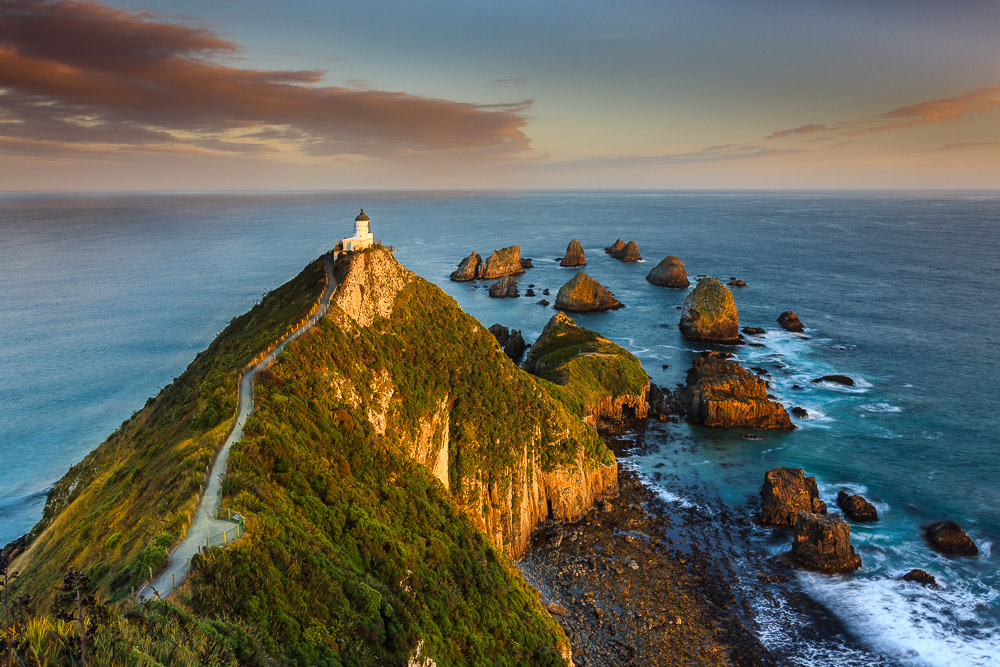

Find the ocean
[[1, 190, 997, 664]]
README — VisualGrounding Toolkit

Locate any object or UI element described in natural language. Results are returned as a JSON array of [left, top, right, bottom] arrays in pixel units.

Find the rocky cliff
[[683, 352, 794, 429]]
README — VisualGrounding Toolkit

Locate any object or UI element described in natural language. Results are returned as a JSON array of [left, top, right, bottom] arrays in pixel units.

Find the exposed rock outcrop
[[760, 467, 827, 526], [450, 251, 481, 282], [790, 511, 862, 573], [488, 323, 527, 362], [811, 375, 855, 387], [901, 569, 938, 587], [480, 245, 526, 279], [554, 272, 624, 312], [520, 258, 534, 270], [679, 278, 739, 343], [612, 240, 641, 262], [489, 275, 519, 298], [728, 279, 746, 287], [791, 406, 809, 419], [683, 352, 793, 430], [742, 327, 765, 336], [925, 521, 978, 556], [837, 490, 878, 523], [560, 239, 587, 267], [777, 311, 805, 332], [646, 256, 689, 288], [605, 239, 625, 254]]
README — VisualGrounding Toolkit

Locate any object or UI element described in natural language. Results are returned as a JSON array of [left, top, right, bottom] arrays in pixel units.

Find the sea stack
[[646, 256, 689, 288], [837, 491, 878, 522], [760, 467, 827, 526], [777, 311, 805, 332], [612, 240, 642, 262], [605, 238, 625, 254], [554, 271, 623, 312], [489, 275, 519, 298], [791, 512, 863, 573], [679, 277, 739, 343], [683, 352, 794, 430], [480, 245, 526, 279], [925, 521, 978, 556], [450, 251, 481, 282], [560, 239, 587, 267]]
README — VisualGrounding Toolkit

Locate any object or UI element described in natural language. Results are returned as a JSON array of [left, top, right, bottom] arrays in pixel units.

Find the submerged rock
[[925, 521, 978, 556], [612, 240, 642, 262], [450, 251, 481, 281], [560, 239, 587, 267], [791, 511, 862, 573], [678, 277, 739, 343], [837, 490, 878, 523], [646, 256, 689, 288], [811, 375, 855, 387], [901, 569, 938, 587], [554, 271, 623, 312], [536, 299, 550, 306], [605, 238, 625, 254], [480, 245, 525, 279], [489, 275, 519, 298], [777, 311, 805, 332], [727, 279, 747, 287], [760, 467, 827, 526], [682, 352, 793, 430]]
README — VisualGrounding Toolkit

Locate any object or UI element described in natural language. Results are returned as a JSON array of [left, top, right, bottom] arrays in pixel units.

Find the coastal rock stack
[[450, 245, 527, 281], [605, 238, 625, 254], [790, 511, 863, 572], [683, 352, 794, 430], [837, 490, 878, 522], [488, 275, 519, 298], [488, 323, 527, 362], [450, 251, 482, 281], [560, 239, 587, 267], [777, 311, 805, 332], [646, 256, 690, 288], [612, 240, 642, 262], [760, 467, 827, 526], [554, 272, 624, 312], [678, 277, 740, 343], [925, 521, 978, 556]]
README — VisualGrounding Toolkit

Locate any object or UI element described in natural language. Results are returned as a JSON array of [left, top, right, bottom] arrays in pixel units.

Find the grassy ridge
[[14, 259, 328, 604]]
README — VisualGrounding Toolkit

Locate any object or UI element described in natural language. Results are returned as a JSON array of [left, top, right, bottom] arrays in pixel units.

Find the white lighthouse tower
[[341, 208, 374, 253]]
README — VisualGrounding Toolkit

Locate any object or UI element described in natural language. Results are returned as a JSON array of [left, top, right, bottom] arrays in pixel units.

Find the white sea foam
[[859, 402, 904, 413]]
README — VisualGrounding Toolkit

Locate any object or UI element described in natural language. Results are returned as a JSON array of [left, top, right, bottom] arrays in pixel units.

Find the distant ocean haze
[[1, 189, 998, 664]]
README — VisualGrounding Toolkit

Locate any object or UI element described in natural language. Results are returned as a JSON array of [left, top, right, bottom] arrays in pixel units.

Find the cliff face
[[683, 352, 794, 429]]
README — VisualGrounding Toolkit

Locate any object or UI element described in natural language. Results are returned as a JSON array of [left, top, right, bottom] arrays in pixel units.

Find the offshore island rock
[[791, 511, 863, 573], [683, 352, 793, 430], [777, 311, 805, 332], [488, 323, 527, 362], [760, 467, 827, 526], [837, 490, 878, 523], [489, 275, 519, 298], [901, 569, 938, 587], [646, 255, 690, 288], [480, 245, 526, 279], [925, 521, 978, 556], [450, 251, 481, 282], [679, 277, 740, 343], [605, 238, 625, 254], [612, 240, 642, 262], [811, 375, 855, 387], [560, 239, 587, 267], [554, 271, 624, 312]]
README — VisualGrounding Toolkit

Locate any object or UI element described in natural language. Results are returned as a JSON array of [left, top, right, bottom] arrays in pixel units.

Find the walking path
[[140, 254, 337, 599]]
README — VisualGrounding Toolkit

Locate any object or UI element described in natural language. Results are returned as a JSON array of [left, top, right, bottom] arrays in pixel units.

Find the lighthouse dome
[[355, 208, 370, 222]]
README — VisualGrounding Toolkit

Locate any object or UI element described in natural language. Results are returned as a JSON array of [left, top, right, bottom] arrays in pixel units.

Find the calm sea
[[1, 191, 997, 665]]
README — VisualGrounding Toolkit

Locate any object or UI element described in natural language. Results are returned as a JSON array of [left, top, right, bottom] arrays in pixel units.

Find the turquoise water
[[1, 191, 997, 664]]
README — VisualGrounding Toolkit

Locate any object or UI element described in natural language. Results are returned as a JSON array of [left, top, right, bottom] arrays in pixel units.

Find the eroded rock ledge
[[682, 352, 794, 430]]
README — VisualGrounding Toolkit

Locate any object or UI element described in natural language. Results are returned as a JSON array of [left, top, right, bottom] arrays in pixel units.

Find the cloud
[[766, 124, 828, 139], [0, 0, 531, 159], [550, 145, 811, 170], [882, 86, 1000, 126], [918, 140, 1000, 153]]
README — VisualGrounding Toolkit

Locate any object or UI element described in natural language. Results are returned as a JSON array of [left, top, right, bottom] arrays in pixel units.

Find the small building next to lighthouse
[[341, 208, 374, 253]]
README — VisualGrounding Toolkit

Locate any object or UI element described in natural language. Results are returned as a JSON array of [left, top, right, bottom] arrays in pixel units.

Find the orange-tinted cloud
[[766, 124, 827, 139], [0, 0, 531, 158]]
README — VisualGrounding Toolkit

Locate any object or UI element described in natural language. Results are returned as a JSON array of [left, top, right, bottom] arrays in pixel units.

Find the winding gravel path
[[140, 254, 337, 599]]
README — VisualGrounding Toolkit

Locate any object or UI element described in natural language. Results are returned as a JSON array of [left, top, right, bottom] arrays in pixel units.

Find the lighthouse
[[341, 208, 375, 253]]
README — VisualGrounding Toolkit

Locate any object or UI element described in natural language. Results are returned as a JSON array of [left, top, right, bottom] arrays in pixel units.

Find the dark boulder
[[646, 256, 689, 288], [791, 406, 809, 418], [742, 327, 765, 335], [679, 278, 739, 343], [488, 323, 528, 362], [525, 288, 536, 297], [520, 258, 533, 270], [450, 251, 481, 282], [925, 521, 978, 556], [560, 239, 587, 267], [837, 490, 878, 522], [901, 569, 938, 587], [727, 279, 746, 287], [605, 238, 625, 254], [791, 511, 862, 573], [811, 375, 855, 387], [777, 311, 805, 332], [489, 275, 519, 298], [536, 299, 550, 306], [554, 272, 623, 312], [612, 240, 642, 262], [760, 467, 827, 526]]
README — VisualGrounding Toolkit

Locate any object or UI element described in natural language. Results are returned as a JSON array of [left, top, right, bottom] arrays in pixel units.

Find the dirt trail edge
[[140, 253, 337, 600]]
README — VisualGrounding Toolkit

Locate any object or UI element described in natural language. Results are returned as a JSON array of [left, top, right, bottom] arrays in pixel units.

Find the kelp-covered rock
[[612, 240, 641, 262], [554, 271, 624, 312], [837, 490, 878, 523], [605, 238, 625, 254], [488, 275, 519, 298], [480, 245, 525, 279], [683, 352, 793, 430], [777, 311, 805, 332], [925, 521, 978, 556], [450, 251, 481, 281], [560, 239, 587, 267], [525, 312, 649, 427], [760, 467, 827, 526], [791, 512, 862, 573], [679, 278, 739, 343], [646, 256, 689, 288]]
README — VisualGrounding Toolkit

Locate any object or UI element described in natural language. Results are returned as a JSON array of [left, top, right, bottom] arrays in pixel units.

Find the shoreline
[[518, 424, 897, 666]]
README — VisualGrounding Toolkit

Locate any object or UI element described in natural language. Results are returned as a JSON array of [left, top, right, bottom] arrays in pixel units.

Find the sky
[[1, 0, 998, 190]]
